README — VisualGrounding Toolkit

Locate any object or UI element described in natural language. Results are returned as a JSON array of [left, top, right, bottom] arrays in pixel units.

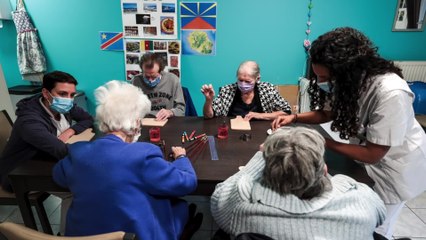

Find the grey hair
[[236, 61, 260, 80], [262, 126, 332, 200], [95, 80, 151, 134]]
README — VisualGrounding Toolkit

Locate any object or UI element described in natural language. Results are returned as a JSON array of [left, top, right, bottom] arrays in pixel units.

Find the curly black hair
[[308, 27, 403, 140]]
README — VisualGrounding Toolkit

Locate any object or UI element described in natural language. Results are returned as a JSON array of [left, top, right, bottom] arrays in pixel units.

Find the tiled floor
[[0, 192, 425, 239]]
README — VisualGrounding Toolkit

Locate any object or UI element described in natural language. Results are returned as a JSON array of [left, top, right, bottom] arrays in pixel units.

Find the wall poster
[[124, 39, 181, 81], [180, 2, 217, 56], [122, 0, 178, 39]]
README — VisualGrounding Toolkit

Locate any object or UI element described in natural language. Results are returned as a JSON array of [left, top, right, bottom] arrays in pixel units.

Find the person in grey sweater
[[211, 126, 386, 240], [132, 52, 185, 120]]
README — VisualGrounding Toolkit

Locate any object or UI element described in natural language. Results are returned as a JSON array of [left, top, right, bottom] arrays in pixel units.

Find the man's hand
[[58, 128, 76, 143], [201, 84, 215, 101], [155, 108, 174, 121], [156, 109, 174, 121]]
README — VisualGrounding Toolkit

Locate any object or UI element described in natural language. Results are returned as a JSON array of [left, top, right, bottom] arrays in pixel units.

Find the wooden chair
[[0, 222, 136, 240], [0, 110, 52, 234]]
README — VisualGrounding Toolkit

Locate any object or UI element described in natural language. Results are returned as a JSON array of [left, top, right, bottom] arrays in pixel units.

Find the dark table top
[[8, 117, 373, 194]]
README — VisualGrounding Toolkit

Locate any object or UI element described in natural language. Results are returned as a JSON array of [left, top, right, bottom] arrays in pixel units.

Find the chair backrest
[[0, 222, 136, 240], [182, 87, 198, 116], [0, 110, 13, 154]]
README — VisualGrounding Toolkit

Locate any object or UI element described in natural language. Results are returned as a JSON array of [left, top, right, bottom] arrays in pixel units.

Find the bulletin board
[[121, 0, 178, 39], [124, 39, 181, 80]]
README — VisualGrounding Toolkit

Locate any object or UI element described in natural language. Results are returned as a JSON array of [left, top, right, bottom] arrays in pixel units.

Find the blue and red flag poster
[[100, 32, 124, 51], [180, 2, 217, 56], [181, 2, 216, 30]]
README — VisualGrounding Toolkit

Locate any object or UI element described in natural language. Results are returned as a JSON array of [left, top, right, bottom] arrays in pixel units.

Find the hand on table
[[244, 112, 261, 121], [156, 109, 174, 121], [58, 128, 76, 143], [171, 146, 186, 159]]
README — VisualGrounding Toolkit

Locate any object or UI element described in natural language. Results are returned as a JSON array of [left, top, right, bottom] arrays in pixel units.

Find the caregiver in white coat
[[272, 27, 426, 240]]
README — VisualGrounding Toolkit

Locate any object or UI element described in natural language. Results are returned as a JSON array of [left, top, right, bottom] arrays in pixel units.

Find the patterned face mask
[[237, 81, 255, 93]]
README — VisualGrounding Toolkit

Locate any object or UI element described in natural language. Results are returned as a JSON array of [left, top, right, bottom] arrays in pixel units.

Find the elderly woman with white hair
[[53, 80, 198, 239], [201, 60, 291, 120], [211, 126, 386, 240]]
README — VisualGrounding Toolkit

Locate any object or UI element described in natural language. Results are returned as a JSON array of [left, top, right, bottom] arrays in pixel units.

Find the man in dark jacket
[[0, 71, 94, 192]]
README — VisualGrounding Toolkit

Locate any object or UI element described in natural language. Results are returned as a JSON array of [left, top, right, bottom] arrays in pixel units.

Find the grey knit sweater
[[132, 72, 185, 116], [211, 152, 386, 240]]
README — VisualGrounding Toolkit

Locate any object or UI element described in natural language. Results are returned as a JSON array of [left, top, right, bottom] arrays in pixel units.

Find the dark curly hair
[[308, 27, 403, 139]]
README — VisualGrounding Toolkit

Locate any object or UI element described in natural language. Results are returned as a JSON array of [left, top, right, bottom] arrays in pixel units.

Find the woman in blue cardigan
[[53, 80, 198, 240]]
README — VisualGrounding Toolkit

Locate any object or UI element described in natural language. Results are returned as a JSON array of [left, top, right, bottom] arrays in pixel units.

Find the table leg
[[15, 191, 37, 230]]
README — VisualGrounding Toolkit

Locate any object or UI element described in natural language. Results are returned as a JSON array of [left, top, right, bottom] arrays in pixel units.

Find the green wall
[[1, 0, 425, 114]]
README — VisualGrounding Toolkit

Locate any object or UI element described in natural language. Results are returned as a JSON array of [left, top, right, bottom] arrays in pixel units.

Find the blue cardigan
[[53, 134, 197, 239]]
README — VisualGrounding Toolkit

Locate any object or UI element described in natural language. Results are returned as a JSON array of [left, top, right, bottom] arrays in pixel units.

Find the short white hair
[[236, 60, 260, 79], [95, 80, 151, 134]]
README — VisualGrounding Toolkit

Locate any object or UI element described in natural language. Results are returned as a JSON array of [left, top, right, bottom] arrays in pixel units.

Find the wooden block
[[142, 118, 168, 127], [66, 128, 95, 144], [230, 116, 251, 130]]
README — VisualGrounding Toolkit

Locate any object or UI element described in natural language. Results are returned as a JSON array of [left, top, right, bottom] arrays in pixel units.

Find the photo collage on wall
[[122, 0, 177, 39], [125, 39, 181, 81]]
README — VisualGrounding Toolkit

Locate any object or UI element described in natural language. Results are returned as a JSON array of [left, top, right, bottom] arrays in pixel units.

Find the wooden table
[[8, 117, 373, 232]]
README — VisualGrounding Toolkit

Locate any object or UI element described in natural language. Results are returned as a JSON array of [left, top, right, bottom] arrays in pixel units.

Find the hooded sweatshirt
[[0, 93, 93, 191]]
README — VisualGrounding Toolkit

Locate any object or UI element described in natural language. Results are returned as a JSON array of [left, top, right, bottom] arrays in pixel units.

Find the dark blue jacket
[[0, 94, 93, 191]]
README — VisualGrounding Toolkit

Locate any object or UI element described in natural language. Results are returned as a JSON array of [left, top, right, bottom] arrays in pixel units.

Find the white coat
[[350, 73, 426, 204]]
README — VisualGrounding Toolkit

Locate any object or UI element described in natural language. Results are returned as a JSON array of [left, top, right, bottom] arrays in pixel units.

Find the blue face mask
[[317, 82, 331, 93], [48, 92, 74, 114], [143, 76, 161, 88]]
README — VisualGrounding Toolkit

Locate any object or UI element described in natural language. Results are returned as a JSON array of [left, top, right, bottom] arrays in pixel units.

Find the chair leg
[[32, 198, 53, 235]]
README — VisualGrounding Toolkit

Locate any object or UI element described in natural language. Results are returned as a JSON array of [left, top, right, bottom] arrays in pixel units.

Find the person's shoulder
[[374, 73, 411, 93], [258, 81, 274, 87], [131, 74, 144, 86], [257, 81, 276, 90], [162, 71, 179, 82], [331, 174, 374, 196], [15, 96, 49, 122], [220, 83, 237, 91]]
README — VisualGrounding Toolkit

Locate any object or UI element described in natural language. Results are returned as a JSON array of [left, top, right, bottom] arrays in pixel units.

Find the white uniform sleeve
[[367, 89, 414, 146]]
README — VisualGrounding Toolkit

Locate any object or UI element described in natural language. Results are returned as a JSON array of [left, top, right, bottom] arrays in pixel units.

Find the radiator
[[394, 61, 426, 83]]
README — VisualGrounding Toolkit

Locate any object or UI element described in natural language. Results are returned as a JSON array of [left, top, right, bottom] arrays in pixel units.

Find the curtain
[[11, 0, 47, 82]]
